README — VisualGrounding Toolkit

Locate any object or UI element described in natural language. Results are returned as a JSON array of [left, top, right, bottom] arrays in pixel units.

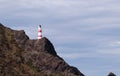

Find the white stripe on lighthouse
[[38, 25, 42, 39]]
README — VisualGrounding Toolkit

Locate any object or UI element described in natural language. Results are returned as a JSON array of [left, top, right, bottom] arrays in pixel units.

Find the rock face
[[0, 23, 84, 76], [108, 72, 116, 76]]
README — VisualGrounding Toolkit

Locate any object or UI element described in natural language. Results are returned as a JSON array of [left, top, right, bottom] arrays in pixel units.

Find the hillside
[[0, 23, 84, 76]]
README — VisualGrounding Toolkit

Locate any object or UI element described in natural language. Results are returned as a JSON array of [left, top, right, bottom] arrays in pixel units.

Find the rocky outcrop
[[108, 72, 116, 76], [0, 23, 84, 76]]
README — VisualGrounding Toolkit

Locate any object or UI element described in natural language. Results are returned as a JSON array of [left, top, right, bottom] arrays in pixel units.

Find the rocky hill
[[108, 72, 116, 76], [0, 23, 84, 76]]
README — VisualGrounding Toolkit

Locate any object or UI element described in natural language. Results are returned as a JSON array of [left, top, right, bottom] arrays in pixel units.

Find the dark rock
[[0, 24, 84, 76], [108, 72, 116, 76]]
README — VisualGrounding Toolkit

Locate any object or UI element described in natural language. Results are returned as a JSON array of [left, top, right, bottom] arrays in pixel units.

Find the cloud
[[58, 52, 103, 59], [97, 41, 120, 55], [107, 41, 120, 47], [98, 49, 120, 55]]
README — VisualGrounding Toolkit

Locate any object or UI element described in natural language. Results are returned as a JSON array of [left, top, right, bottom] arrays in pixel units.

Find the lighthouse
[[38, 25, 42, 39]]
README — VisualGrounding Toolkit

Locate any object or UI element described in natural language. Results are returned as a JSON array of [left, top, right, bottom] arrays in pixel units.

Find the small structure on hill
[[38, 25, 42, 39]]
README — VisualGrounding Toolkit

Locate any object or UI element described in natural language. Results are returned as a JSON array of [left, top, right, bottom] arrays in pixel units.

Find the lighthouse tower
[[38, 25, 42, 39]]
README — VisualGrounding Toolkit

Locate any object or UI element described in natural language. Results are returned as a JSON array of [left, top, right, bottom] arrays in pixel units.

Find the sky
[[0, 0, 120, 76]]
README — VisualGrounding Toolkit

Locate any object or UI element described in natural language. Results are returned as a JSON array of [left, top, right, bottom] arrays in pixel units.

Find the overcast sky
[[0, 0, 120, 76]]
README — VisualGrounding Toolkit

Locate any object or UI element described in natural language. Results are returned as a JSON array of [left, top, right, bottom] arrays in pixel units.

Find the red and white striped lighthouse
[[38, 25, 42, 39]]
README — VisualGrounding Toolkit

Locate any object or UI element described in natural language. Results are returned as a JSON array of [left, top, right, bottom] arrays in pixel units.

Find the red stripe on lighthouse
[[38, 30, 42, 32]]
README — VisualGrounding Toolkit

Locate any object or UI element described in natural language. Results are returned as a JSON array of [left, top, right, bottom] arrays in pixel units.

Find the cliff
[[0, 23, 84, 76]]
